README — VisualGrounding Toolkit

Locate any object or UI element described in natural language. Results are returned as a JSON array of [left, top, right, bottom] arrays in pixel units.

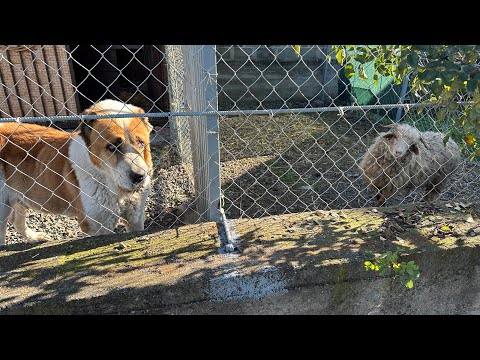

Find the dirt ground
[[219, 111, 480, 219]]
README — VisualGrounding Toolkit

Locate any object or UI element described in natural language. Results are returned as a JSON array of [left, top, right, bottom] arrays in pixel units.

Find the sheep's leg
[[375, 192, 386, 207], [375, 183, 395, 207], [424, 182, 443, 202]]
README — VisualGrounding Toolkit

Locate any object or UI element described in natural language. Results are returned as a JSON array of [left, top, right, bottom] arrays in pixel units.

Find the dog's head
[[79, 99, 153, 192]]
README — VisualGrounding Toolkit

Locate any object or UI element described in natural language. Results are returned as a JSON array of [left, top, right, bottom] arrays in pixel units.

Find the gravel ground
[[3, 112, 480, 245]]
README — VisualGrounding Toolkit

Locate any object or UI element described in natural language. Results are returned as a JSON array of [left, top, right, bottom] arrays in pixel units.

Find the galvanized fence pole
[[202, 45, 222, 222], [395, 75, 410, 122]]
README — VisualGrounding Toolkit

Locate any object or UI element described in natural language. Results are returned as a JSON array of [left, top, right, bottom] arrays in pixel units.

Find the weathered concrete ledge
[[2, 201, 480, 314]]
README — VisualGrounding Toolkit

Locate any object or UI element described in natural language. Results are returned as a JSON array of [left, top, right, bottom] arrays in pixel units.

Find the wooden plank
[[42, 46, 67, 115], [33, 46, 57, 116], [8, 48, 34, 116], [20, 46, 45, 117], [54, 45, 78, 115], [0, 48, 23, 117], [0, 62, 12, 117]]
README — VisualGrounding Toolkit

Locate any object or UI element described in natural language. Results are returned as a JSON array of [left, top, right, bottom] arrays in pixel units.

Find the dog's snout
[[130, 171, 145, 185]]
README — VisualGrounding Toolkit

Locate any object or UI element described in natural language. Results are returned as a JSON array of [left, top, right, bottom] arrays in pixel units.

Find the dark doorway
[[68, 45, 170, 126]]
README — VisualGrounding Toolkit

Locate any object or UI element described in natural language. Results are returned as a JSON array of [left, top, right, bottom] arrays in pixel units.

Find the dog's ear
[[79, 106, 98, 147], [130, 105, 153, 133]]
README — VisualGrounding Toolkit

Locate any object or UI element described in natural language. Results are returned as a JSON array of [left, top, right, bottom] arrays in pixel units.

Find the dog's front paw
[[25, 229, 51, 242]]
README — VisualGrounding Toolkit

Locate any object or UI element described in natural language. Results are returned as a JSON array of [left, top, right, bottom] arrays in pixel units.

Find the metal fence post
[[395, 75, 410, 122], [202, 45, 222, 222]]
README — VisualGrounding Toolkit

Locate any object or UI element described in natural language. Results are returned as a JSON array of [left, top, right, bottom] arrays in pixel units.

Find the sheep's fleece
[[359, 123, 462, 206]]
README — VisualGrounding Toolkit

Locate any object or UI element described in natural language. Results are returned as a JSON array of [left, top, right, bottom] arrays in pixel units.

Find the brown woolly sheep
[[359, 123, 462, 206]]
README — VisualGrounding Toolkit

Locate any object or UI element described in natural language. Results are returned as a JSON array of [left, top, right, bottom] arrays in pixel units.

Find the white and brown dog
[[0, 99, 153, 245]]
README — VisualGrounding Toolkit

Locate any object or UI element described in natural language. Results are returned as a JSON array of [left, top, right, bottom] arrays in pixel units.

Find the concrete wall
[[216, 45, 341, 110], [4, 203, 480, 315]]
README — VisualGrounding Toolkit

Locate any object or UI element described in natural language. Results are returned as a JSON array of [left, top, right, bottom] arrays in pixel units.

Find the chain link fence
[[0, 44, 477, 248]]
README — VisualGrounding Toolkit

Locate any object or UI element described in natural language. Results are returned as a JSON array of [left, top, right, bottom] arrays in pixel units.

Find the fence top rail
[[0, 102, 473, 123]]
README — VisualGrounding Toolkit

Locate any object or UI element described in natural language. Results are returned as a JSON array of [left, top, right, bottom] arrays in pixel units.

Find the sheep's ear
[[383, 133, 396, 140], [410, 143, 419, 155]]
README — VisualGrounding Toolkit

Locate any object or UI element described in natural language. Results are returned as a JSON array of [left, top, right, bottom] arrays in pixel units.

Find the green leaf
[[405, 280, 414, 289], [443, 133, 451, 146], [466, 51, 478, 64], [467, 79, 478, 94], [414, 45, 430, 52], [437, 108, 446, 122], [407, 52, 419, 68], [344, 63, 355, 79], [364, 251, 374, 259], [379, 252, 390, 259], [444, 61, 461, 72], [354, 53, 367, 64], [471, 148, 480, 160], [457, 73, 469, 83], [463, 64, 477, 74], [419, 70, 440, 83], [460, 45, 476, 53]]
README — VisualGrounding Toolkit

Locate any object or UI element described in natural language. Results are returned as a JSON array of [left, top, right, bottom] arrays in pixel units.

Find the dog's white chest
[[69, 136, 121, 228]]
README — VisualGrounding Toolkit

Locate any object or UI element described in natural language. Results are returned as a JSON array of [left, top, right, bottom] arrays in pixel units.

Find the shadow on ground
[[2, 201, 480, 314]]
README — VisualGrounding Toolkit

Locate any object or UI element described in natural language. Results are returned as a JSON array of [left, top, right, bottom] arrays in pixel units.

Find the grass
[[264, 158, 307, 187]]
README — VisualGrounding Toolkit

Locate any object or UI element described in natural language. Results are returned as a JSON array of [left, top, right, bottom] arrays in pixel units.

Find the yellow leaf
[[440, 225, 451, 231], [405, 280, 414, 289], [336, 48, 345, 64], [293, 45, 301, 57], [465, 133, 477, 146]]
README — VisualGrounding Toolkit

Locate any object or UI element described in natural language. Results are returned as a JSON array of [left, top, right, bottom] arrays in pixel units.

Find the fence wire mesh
[[0, 44, 477, 247]]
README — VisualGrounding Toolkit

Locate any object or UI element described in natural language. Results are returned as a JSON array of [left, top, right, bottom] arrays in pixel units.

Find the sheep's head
[[381, 124, 421, 160]]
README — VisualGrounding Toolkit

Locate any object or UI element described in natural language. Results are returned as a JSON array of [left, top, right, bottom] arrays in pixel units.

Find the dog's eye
[[138, 139, 146, 148], [106, 143, 117, 152]]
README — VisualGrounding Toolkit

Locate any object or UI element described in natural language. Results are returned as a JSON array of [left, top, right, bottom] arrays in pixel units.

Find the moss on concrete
[[2, 202, 480, 314]]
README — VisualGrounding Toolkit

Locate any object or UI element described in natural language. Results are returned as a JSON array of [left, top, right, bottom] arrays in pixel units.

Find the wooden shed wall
[[0, 45, 79, 118]]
